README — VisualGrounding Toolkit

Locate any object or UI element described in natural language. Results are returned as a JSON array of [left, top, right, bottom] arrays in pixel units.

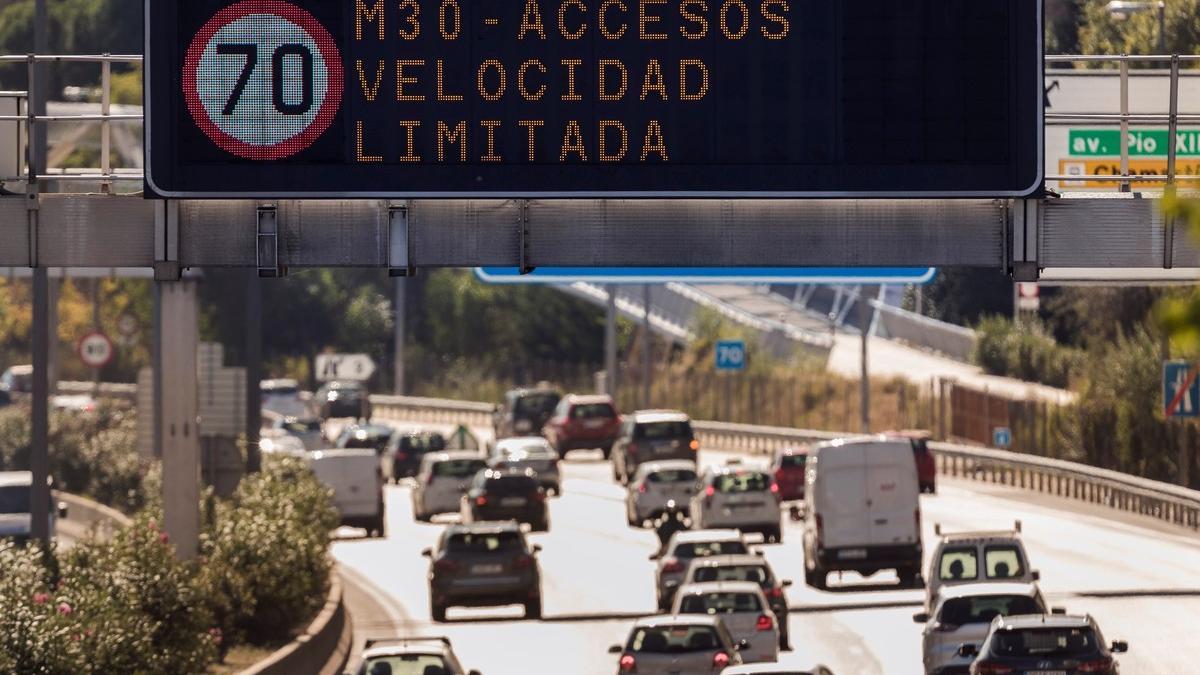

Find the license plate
[[1027, 671, 1066, 675], [501, 497, 526, 507], [471, 564, 503, 574], [838, 548, 868, 560], [584, 419, 605, 429], [654, 442, 676, 453]]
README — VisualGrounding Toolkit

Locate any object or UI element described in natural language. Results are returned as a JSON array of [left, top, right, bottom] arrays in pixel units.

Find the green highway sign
[[1069, 129, 1200, 157]]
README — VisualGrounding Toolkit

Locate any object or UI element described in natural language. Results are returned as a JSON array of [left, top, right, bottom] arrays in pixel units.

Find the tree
[[1078, 0, 1200, 63], [922, 268, 1015, 326]]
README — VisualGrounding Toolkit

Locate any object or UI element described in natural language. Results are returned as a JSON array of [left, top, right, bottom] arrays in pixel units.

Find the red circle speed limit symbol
[[77, 331, 114, 370], [183, 0, 344, 160]]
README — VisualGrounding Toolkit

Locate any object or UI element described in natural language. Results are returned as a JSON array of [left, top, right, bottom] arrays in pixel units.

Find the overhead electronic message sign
[[146, 0, 1043, 197]]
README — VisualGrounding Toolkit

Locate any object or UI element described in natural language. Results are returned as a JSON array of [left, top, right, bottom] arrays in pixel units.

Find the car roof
[[484, 467, 539, 480], [993, 613, 1096, 630], [705, 464, 770, 477], [508, 387, 560, 397], [939, 531, 1023, 544], [445, 520, 523, 535], [775, 445, 810, 456], [676, 580, 767, 597], [0, 471, 32, 488], [360, 636, 452, 660], [634, 460, 698, 476], [685, 554, 771, 570], [343, 423, 394, 436], [496, 437, 552, 450], [937, 582, 1040, 601], [324, 380, 363, 388], [309, 448, 376, 461], [423, 451, 486, 464], [260, 378, 299, 389], [671, 529, 745, 544], [5, 365, 32, 376], [565, 394, 614, 405], [632, 614, 724, 629], [632, 410, 691, 423]]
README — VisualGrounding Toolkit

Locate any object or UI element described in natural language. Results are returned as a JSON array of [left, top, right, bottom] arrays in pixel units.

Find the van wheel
[[415, 511, 431, 523], [430, 601, 447, 623], [899, 568, 924, 589], [805, 564, 827, 590], [601, 445, 612, 460], [524, 595, 543, 620]]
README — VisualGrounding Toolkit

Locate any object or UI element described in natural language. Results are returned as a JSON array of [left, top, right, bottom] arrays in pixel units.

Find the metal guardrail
[[368, 394, 1200, 531]]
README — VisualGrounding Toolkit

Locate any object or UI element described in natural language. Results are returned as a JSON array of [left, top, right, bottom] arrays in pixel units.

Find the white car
[[488, 437, 561, 495], [347, 636, 480, 675], [690, 465, 782, 543], [412, 452, 488, 522], [257, 432, 307, 457], [654, 529, 752, 611], [626, 460, 699, 527], [270, 415, 326, 451], [925, 522, 1037, 610], [671, 581, 779, 663], [609, 615, 744, 674], [914, 582, 1051, 675], [307, 449, 385, 537]]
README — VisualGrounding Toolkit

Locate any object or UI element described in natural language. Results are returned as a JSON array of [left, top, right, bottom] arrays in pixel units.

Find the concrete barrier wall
[[237, 571, 352, 675]]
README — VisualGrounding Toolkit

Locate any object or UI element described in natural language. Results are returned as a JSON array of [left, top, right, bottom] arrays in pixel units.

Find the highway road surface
[[332, 424, 1200, 674]]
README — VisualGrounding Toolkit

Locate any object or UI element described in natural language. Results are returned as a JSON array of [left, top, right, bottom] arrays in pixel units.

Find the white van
[[0, 471, 66, 544], [307, 449, 385, 537], [801, 436, 922, 589]]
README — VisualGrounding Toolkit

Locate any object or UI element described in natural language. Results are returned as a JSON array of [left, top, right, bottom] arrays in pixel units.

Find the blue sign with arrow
[[475, 267, 937, 285]]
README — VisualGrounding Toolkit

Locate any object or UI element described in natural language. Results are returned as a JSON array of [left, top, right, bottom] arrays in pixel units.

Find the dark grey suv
[[460, 468, 550, 532], [422, 522, 543, 622]]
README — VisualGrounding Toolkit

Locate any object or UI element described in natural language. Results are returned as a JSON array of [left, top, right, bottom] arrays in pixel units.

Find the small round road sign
[[78, 331, 114, 370], [183, 0, 343, 160]]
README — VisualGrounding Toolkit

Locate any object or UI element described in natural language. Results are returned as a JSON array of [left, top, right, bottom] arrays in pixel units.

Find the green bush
[[973, 316, 1083, 389], [0, 542, 80, 675]]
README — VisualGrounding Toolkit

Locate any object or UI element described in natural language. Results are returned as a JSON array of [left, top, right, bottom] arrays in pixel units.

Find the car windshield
[[514, 393, 559, 416], [990, 627, 1099, 658], [984, 545, 1025, 579], [284, 420, 321, 434], [637, 421, 691, 440], [714, 472, 770, 493], [360, 654, 447, 675], [445, 531, 523, 554], [484, 476, 539, 495], [646, 469, 697, 483], [780, 454, 807, 468], [433, 459, 486, 478], [571, 403, 615, 419], [673, 541, 748, 558], [939, 548, 980, 581], [679, 591, 762, 614], [0, 485, 30, 514], [693, 565, 769, 585], [629, 626, 723, 653], [937, 594, 1044, 626]]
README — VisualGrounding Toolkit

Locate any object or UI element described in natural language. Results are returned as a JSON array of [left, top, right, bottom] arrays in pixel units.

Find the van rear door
[[309, 450, 379, 520], [818, 444, 869, 549], [864, 442, 919, 545]]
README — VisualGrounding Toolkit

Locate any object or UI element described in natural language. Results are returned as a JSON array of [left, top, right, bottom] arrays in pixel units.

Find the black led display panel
[[146, 0, 1043, 197]]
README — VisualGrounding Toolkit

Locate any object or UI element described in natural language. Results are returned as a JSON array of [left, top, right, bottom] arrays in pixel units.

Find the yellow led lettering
[[437, 60, 464, 101], [481, 121, 503, 162], [399, 0, 420, 39], [520, 120, 545, 161], [560, 120, 589, 162], [396, 59, 425, 101], [640, 59, 667, 100], [760, 0, 789, 38], [518, 60, 548, 101], [558, 0, 587, 39], [440, 0, 462, 39], [719, 0, 748, 39], [599, 0, 628, 39], [599, 59, 628, 101], [356, 121, 383, 162], [477, 60, 507, 101], [680, 0, 708, 39], [562, 59, 583, 101], [641, 120, 668, 161], [356, 60, 386, 102], [355, 0, 385, 40], [519, 0, 548, 39], [639, 0, 668, 39], [680, 59, 709, 101], [437, 120, 468, 161], [599, 120, 628, 162], [399, 121, 421, 162]]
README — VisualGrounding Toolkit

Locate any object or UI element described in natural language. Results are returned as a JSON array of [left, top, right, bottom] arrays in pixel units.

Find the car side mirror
[[912, 612, 930, 624], [56, 501, 68, 519], [1051, 607, 1066, 615], [532, 544, 542, 553], [781, 579, 793, 588], [421, 547, 433, 558], [1031, 569, 1040, 581], [608, 645, 623, 654], [1111, 640, 1128, 653], [957, 643, 979, 658]]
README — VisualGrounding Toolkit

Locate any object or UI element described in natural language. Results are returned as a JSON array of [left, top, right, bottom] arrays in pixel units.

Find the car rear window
[[398, 433, 446, 454], [679, 592, 762, 614], [984, 545, 1025, 579], [485, 476, 539, 494], [938, 547, 979, 581], [515, 393, 560, 416], [433, 459, 486, 478], [646, 469, 697, 483], [0, 485, 30, 514], [446, 531, 523, 553], [673, 541, 748, 558], [937, 594, 1044, 626], [629, 626, 723, 653], [360, 655, 447, 675], [693, 565, 769, 585], [571, 403, 615, 419], [714, 472, 771, 493], [990, 627, 1099, 659], [780, 454, 807, 468], [636, 421, 692, 440]]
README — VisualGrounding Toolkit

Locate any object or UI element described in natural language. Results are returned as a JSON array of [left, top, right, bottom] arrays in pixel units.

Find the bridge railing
[[369, 394, 1200, 531]]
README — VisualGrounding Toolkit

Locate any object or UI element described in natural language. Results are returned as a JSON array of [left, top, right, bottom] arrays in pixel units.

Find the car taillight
[[426, 474, 436, 486], [769, 482, 780, 497], [755, 614, 773, 631], [638, 484, 647, 493], [475, 495, 488, 506], [514, 554, 535, 569], [433, 558, 459, 573], [662, 558, 683, 574], [712, 651, 730, 669], [494, 462, 507, 469], [1077, 658, 1114, 673], [618, 654, 636, 672], [775, 468, 785, 483], [765, 586, 783, 600], [971, 662, 1013, 675], [705, 486, 715, 497], [915, 507, 921, 532], [531, 490, 546, 502], [689, 439, 700, 451]]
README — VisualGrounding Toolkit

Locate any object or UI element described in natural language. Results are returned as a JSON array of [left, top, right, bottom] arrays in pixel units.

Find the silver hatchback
[[626, 460, 699, 527], [609, 614, 744, 674], [412, 452, 488, 522]]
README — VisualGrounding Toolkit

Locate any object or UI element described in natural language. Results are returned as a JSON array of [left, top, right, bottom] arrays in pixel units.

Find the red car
[[886, 430, 937, 494], [770, 446, 809, 501], [542, 394, 621, 458]]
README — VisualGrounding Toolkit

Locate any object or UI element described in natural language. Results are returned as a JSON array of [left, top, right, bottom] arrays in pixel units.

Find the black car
[[387, 430, 447, 481], [315, 380, 371, 420], [422, 521, 543, 622], [962, 613, 1127, 675], [335, 423, 395, 454], [493, 387, 562, 439], [460, 468, 549, 532]]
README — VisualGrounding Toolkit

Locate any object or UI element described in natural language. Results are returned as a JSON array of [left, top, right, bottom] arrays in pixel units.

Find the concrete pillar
[[244, 272, 262, 473], [394, 276, 406, 395], [605, 284, 617, 398], [159, 280, 200, 560]]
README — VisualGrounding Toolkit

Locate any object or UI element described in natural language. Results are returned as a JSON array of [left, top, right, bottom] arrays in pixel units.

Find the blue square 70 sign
[[715, 340, 746, 372]]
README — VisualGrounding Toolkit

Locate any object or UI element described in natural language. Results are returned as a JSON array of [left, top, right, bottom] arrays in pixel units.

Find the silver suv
[[347, 636, 481, 675]]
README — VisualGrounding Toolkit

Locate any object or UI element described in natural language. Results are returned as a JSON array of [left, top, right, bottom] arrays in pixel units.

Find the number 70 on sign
[[715, 340, 746, 372]]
